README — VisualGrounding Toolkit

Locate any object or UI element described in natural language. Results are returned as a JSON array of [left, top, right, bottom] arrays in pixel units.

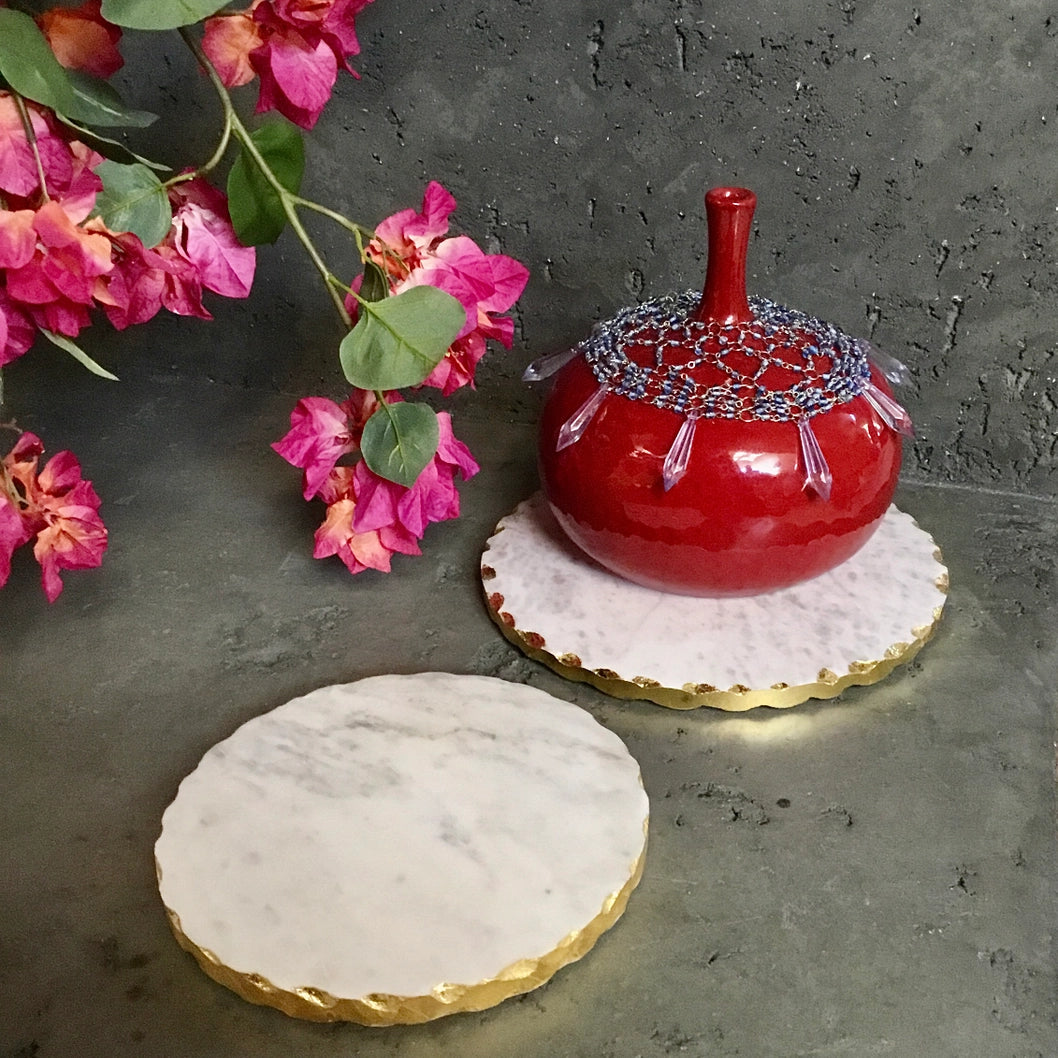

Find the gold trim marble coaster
[[155, 673, 649, 1024], [482, 493, 948, 711]]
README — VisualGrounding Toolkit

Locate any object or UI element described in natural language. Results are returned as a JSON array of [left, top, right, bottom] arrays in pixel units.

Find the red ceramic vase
[[537, 187, 905, 597]]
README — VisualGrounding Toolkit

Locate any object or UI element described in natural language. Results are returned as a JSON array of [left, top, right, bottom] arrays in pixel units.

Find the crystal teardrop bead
[[556, 383, 609, 451], [863, 381, 915, 437], [522, 346, 579, 382], [797, 418, 832, 501], [861, 340, 911, 387], [662, 415, 698, 491]]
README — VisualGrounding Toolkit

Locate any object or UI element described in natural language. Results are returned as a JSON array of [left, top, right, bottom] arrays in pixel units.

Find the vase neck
[[694, 187, 756, 326]]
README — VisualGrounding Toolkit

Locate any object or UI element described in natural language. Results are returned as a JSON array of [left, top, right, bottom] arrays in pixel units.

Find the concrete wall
[[12, 0, 1058, 496], [331, 0, 1058, 496]]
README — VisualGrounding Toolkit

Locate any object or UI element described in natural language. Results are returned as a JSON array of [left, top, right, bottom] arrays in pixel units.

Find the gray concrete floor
[[1, 369, 1055, 1058]]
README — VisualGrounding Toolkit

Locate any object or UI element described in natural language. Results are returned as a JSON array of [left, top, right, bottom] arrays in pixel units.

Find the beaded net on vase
[[577, 291, 869, 423], [525, 292, 913, 497]]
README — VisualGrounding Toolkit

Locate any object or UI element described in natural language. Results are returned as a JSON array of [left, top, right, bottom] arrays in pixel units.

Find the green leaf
[[339, 286, 466, 391], [226, 123, 305, 246], [41, 330, 119, 381], [360, 402, 440, 487], [62, 70, 158, 128], [357, 258, 391, 304], [359, 259, 390, 303], [93, 160, 172, 248], [0, 9, 75, 113], [100, 0, 231, 30], [55, 116, 169, 170], [0, 17, 158, 132]]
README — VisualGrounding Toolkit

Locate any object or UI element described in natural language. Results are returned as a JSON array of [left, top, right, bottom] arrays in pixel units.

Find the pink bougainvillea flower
[[0, 209, 37, 271], [0, 490, 29, 588], [54, 140, 106, 224], [32, 476, 108, 603], [321, 462, 422, 558], [0, 287, 36, 367], [203, 0, 375, 129], [316, 462, 355, 507], [252, 25, 337, 130], [0, 95, 74, 200], [0, 445, 33, 588], [37, 0, 124, 79], [369, 181, 458, 277], [93, 229, 171, 330], [0, 98, 103, 212], [272, 389, 381, 499], [351, 410, 479, 538], [152, 240, 211, 319], [0, 106, 145, 357], [317, 0, 375, 68], [311, 464, 421, 575], [4, 200, 113, 337], [312, 465, 394, 574], [270, 0, 371, 39], [169, 178, 256, 299], [254, 0, 375, 82], [272, 395, 360, 500], [94, 228, 205, 327], [2, 431, 45, 496], [124, 235, 212, 322], [421, 332, 486, 397], [96, 178, 254, 327], [356, 182, 529, 395], [341, 386, 384, 432], [273, 394, 475, 575], [314, 495, 393, 574], [0, 431, 106, 601], [201, 10, 263, 87], [419, 258, 528, 394], [26, 200, 113, 294]]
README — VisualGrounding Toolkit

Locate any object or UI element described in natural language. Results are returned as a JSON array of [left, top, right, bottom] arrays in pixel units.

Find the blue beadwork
[[576, 291, 871, 422]]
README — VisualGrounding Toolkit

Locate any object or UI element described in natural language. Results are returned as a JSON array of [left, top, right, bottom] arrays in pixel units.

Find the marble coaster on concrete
[[155, 673, 649, 1024], [482, 493, 948, 711]]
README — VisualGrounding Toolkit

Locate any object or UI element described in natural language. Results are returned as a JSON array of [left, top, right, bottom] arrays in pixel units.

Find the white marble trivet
[[482, 493, 948, 711], [155, 673, 649, 1024]]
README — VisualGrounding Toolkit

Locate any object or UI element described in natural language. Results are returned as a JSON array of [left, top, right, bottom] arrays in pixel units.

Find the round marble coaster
[[482, 493, 948, 711], [155, 673, 649, 1024]]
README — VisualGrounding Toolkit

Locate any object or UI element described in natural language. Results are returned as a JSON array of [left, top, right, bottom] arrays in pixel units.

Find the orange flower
[[201, 9, 264, 88], [37, 0, 124, 80]]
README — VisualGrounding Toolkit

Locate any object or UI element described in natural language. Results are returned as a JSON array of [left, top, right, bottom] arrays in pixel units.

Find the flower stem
[[162, 105, 232, 189], [13, 93, 50, 203], [292, 196, 373, 246], [180, 26, 357, 328]]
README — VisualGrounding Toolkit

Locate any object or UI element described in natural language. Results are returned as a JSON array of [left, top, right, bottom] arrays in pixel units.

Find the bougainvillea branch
[[182, 26, 352, 323], [0, 0, 529, 598]]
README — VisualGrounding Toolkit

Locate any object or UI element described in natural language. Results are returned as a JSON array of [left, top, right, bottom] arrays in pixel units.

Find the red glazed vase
[[536, 187, 906, 597]]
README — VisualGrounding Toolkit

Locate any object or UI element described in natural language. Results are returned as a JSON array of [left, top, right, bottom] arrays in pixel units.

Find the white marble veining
[[155, 673, 648, 999], [483, 494, 948, 697]]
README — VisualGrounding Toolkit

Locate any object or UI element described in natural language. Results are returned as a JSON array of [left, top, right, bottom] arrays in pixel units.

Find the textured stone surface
[[1, 1, 1056, 1056], [321, 0, 1058, 495], [1, 378, 1055, 1057], [22, 0, 1053, 494]]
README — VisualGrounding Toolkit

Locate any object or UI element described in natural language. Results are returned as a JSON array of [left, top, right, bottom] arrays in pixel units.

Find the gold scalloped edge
[[156, 821, 648, 1025], [481, 535, 948, 713]]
